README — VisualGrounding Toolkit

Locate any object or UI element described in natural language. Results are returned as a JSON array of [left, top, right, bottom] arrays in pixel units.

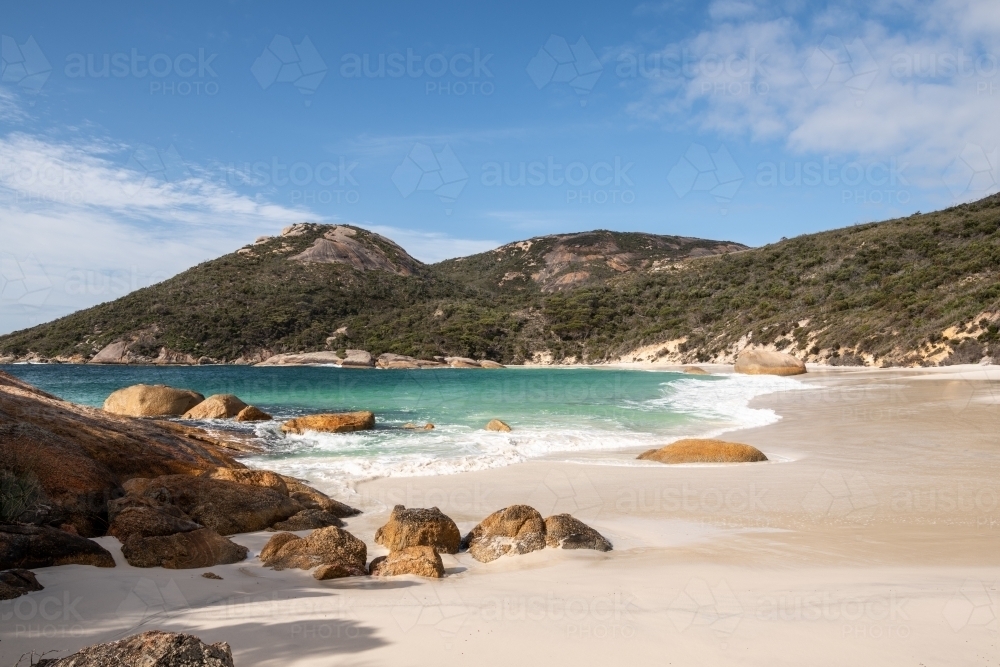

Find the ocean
[[2, 364, 805, 498]]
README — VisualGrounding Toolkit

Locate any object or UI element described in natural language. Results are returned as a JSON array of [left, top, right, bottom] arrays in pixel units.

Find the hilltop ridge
[[1, 196, 999, 367]]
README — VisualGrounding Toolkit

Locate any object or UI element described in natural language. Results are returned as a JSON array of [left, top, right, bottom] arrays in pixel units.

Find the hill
[[1, 197, 999, 367]]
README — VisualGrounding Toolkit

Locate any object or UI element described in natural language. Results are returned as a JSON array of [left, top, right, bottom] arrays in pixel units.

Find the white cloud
[[0, 131, 318, 334], [0, 88, 25, 123], [627, 0, 1000, 196]]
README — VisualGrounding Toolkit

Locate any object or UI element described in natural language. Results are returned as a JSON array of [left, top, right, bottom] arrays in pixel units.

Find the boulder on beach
[[544, 514, 612, 551], [35, 630, 235, 667], [281, 411, 375, 434], [638, 438, 768, 464], [107, 496, 202, 542], [203, 468, 288, 494], [182, 394, 248, 420], [88, 341, 130, 364], [485, 419, 511, 432], [256, 351, 344, 366], [0, 524, 115, 570], [479, 360, 504, 369], [259, 527, 367, 575], [446, 357, 481, 368], [121, 528, 248, 569], [123, 475, 302, 535], [0, 370, 242, 537], [377, 353, 420, 369], [0, 569, 43, 600], [235, 405, 272, 422], [462, 505, 546, 563], [681, 366, 709, 375], [280, 477, 361, 517], [269, 509, 344, 531], [374, 505, 461, 554], [369, 545, 444, 578], [103, 384, 205, 417], [734, 349, 806, 376], [340, 349, 374, 367]]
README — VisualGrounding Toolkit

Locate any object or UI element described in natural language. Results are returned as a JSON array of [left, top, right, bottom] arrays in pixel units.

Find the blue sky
[[1, 0, 998, 333]]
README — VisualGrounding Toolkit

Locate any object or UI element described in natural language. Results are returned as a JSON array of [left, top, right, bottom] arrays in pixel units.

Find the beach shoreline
[[2, 365, 997, 666]]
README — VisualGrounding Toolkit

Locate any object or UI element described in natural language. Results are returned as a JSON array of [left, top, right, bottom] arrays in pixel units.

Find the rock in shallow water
[[485, 419, 511, 432], [280, 411, 375, 434], [182, 394, 248, 420], [102, 384, 205, 417]]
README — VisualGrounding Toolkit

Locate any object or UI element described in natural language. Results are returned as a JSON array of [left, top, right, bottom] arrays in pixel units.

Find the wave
[[243, 372, 810, 497]]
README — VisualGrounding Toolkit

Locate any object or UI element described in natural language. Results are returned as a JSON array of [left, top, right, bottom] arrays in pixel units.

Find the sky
[[1, 0, 998, 334]]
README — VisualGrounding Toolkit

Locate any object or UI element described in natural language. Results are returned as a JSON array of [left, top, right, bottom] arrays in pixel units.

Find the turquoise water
[[2, 364, 803, 496]]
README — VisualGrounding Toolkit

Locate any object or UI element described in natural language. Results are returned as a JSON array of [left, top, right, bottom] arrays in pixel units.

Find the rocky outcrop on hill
[[734, 349, 807, 376], [374, 505, 461, 554], [289, 224, 422, 276], [369, 545, 444, 578], [0, 524, 116, 569], [36, 630, 235, 667], [0, 371, 241, 536], [103, 384, 205, 417], [281, 411, 375, 434], [638, 438, 768, 463], [462, 505, 546, 563]]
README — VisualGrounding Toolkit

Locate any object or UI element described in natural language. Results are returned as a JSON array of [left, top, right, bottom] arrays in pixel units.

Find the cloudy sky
[[1, 0, 998, 333]]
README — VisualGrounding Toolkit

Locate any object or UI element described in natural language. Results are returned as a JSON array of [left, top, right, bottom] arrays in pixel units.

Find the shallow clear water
[[2, 364, 805, 495]]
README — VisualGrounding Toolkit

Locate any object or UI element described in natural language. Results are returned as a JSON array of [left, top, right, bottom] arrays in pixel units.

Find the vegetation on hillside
[[1, 195, 999, 367]]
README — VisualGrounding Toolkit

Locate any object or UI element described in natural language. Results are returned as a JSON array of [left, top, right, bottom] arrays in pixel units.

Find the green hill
[[2, 196, 1000, 367]]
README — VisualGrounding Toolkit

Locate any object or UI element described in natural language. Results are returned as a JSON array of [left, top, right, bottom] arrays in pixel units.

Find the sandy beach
[[3, 365, 998, 666]]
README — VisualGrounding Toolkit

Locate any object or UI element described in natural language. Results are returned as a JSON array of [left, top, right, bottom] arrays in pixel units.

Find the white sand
[[3, 365, 998, 665]]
